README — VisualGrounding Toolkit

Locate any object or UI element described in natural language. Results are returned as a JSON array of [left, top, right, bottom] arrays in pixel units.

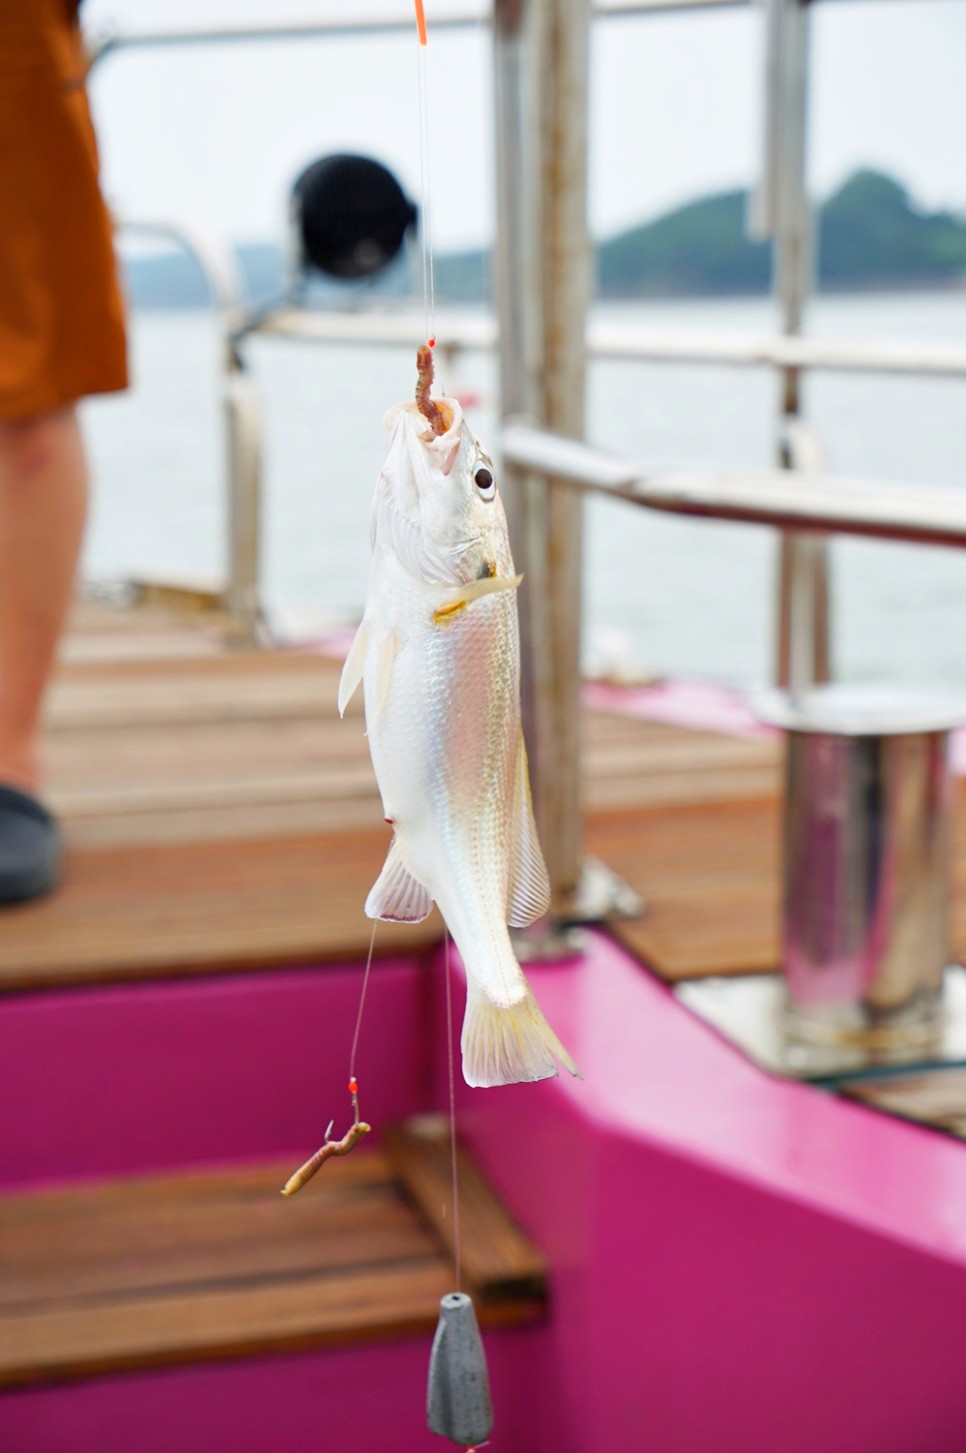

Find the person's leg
[[0, 405, 88, 793]]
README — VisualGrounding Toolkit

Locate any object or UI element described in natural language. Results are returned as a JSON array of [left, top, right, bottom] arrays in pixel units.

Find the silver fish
[[338, 352, 578, 1088]]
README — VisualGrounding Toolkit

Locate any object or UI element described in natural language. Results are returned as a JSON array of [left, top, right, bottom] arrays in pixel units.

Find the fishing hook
[[280, 1081, 371, 1196]]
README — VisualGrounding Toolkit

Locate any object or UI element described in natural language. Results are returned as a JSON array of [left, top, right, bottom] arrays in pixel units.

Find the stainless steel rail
[[502, 422, 966, 550], [119, 219, 262, 644], [86, 12, 484, 64], [493, 0, 592, 922], [753, 0, 828, 696], [86, 0, 919, 67], [82, 2, 754, 66], [248, 307, 966, 380]]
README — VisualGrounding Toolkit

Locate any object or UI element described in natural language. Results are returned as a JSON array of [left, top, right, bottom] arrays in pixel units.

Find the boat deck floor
[[0, 1117, 545, 1388], [4, 598, 966, 992]]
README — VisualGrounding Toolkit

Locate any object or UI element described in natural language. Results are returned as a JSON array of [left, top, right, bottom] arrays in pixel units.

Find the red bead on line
[[428, 336, 436, 348], [348, 1077, 359, 1095]]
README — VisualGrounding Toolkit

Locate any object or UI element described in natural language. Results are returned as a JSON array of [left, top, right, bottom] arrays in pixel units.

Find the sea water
[[80, 290, 966, 690]]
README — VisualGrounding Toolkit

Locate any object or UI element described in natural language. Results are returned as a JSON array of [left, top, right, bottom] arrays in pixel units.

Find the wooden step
[[0, 1118, 545, 1389]]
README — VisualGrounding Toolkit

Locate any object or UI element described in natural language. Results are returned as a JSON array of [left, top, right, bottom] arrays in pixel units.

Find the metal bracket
[[677, 967, 966, 1083]]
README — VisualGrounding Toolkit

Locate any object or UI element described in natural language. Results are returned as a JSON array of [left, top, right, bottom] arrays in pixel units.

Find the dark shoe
[[0, 785, 62, 904]]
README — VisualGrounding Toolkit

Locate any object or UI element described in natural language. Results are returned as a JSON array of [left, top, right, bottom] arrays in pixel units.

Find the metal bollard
[[758, 686, 965, 1052]]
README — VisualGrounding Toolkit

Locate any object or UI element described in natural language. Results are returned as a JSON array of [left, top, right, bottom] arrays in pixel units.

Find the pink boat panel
[[6, 932, 966, 1449], [440, 931, 966, 1452], [0, 1332, 549, 1453], [0, 958, 432, 1189]]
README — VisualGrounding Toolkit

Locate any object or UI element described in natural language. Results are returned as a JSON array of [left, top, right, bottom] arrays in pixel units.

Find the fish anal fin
[[337, 621, 369, 718], [461, 981, 579, 1088], [507, 728, 551, 928], [365, 838, 433, 923]]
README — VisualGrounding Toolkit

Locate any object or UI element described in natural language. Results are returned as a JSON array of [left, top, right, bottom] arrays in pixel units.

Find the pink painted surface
[[583, 676, 776, 741], [434, 932, 966, 1453], [0, 959, 432, 1188], [0, 1330, 548, 1453], [8, 933, 966, 1449]]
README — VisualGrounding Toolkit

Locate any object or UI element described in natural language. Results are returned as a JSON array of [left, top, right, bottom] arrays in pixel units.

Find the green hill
[[597, 189, 768, 297], [596, 169, 966, 298], [819, 170, 966, 288], [123, 169, 966, 308]]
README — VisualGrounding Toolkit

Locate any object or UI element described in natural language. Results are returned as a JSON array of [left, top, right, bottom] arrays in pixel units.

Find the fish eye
[[474, 464, 496, 501]]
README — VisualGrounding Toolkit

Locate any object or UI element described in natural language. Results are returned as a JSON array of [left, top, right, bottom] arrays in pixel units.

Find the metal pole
[[494, 0, 592, 919], [120, 220, 262, 644], [224, 348, 263, 644], [751, 0, 829, 693]]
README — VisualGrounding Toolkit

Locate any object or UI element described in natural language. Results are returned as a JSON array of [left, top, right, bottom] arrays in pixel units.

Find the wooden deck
[[2, 596, 965, 991], [0, 599, 785, 990], [0, 1117, 545, 1388]]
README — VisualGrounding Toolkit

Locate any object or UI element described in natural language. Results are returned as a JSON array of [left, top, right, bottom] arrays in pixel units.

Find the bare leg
[[0, 407, 88, 794]]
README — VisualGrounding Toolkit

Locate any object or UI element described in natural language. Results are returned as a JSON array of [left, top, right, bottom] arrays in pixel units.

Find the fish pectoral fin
[[337, 621, 369, 718], [365, 838, 433, 923], [433, 573, 523, 626], [373, 628, 401, 717], [507, 727, 552, 928]]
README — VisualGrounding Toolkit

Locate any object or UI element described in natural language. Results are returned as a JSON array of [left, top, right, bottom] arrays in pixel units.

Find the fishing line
[[348, 919, 378, 1124], [444, 928, 462, 1292], [414, 0, 437, 348], [279, 922, 376, 1196]]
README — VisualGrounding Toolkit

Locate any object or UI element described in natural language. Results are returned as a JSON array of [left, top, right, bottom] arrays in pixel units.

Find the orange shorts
[[0, 0, 128, 421]]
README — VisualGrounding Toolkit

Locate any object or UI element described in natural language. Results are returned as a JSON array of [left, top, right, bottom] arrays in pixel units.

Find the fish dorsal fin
[[507, 728, 551, 928], [337, 620, 369, 718], [365, 838, 434, 923]]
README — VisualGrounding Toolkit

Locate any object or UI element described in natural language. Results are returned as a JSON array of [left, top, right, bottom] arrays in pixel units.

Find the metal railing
[[85, 0, 949, 64], [501, 421, 966, 550], [248, 302, 966, 380], [117, 219, 262, 643], [89, 1, 965, 919]]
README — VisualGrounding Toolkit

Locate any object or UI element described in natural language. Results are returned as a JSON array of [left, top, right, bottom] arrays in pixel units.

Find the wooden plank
[[384, 1116, 546, 1304], [0, 1261, 455, 1387], [3, 600, 963, 991], [0, 1155, 429, 1311], [1, 1192, 431, 1312], [0, 829, 442, 989], [0, 1137, 547, 1388], [587, 797, 782, 978]]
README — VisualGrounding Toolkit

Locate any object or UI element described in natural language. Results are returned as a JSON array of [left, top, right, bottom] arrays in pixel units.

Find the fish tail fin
[[461, 980, 580, 1089]]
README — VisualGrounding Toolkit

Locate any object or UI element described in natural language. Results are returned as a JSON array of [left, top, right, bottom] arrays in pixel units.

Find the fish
[[338, 346, 579, 1088]]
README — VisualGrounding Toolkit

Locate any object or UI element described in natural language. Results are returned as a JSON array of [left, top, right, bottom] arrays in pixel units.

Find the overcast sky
[[83, 0, 966, 252]]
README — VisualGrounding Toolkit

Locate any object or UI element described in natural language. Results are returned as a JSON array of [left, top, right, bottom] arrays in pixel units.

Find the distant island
[[123, 169, 966, 310], [596, 170, 966, 298]]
